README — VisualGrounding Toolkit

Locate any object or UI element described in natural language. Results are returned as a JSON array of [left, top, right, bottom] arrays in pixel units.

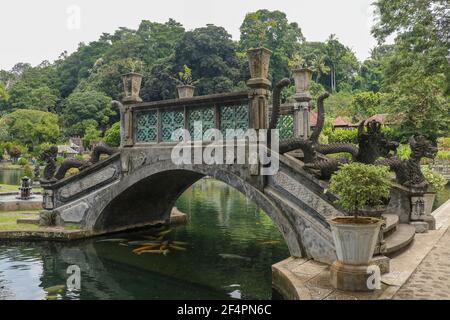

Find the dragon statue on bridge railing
[[40, 144, 118, 181], [270, 78, 436, 188]]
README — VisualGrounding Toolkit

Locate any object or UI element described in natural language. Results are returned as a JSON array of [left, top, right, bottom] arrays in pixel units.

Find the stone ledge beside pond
[[0, 228, 89, 241], [0, 207, 188, 242]]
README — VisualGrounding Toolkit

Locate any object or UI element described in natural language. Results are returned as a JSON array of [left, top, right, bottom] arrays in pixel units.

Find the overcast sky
[[0, 0, 381, 71]]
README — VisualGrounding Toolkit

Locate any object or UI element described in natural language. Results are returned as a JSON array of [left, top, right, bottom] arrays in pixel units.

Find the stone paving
[[393, 223, 450, 300]]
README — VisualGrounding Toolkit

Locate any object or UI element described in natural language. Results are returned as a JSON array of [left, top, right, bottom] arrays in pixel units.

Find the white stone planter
[[329, 216, 383, 265], [177, 85, 195, 98]]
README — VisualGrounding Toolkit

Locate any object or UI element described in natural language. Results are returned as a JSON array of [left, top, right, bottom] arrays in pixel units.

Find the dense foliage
[[0, 7, 448, 152]]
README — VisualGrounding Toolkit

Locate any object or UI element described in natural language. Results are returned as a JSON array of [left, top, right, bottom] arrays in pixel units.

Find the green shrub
[[436, 150, 450, 160], [65, 168, 80, 177], [437, 137, 450, 151], [75, 154, 85, 161], [324, 128, 358, 144], [396, 144, 411, 160], [17, 157, 28, 166], [104, 122, 120, 147], [23, 163, 33, 177], [328, 163, 391, 216], [56, 156, 64, 165], [422, 167, 447, 193]]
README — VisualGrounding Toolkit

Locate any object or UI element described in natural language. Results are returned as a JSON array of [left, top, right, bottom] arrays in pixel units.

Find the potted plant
[[327, 163, 390, 291], [172, 65, 197, 98], [122, 58, 144, 102], [422, 167, 447, 215]]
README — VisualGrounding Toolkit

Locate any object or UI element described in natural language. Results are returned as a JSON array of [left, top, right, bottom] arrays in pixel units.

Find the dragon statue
[[375, 135, 438, 189], [40, 146, 58, 181], [270, 78, 399, 179], [41, 144, 118, 181]]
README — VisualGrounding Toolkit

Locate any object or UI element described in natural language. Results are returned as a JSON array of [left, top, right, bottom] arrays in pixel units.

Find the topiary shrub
[[328, 163, 391, 217], [23, 163, 33, 177], [17, 157, 28, 166]]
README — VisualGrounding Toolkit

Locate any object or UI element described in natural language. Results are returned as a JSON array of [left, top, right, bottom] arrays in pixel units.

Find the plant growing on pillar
[[327, 163, 390, 291], [288, 53, 306, 70], [172, 65, 198, 98]]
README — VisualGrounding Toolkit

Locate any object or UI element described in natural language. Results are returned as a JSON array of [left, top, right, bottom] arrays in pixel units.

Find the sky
[[0, 0, 381, 71]]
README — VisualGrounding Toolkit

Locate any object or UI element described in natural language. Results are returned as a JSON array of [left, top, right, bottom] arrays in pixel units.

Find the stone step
[[385, 224, 416, 255], [382, 214, 399, 236]]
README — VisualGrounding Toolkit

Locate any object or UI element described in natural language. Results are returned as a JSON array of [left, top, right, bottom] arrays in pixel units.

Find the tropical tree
[[62, 90, 114, 136], [310, 54, 330, 82], [0, 109, 60, 147], [239, 10, 305, 83]]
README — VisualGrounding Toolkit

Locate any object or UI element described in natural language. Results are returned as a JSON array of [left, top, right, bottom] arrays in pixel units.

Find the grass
[[0, 184, 19, 192], [0, 211, 40, 231], [0, 183, 42, 193], [0, 211, 81, 232]]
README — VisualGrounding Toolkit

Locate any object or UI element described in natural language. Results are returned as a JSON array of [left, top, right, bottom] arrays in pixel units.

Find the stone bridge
[[40, 69, 346, 264], [39, 51, 421, 267]]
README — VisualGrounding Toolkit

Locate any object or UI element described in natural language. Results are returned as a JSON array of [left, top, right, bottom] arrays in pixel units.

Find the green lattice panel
[[188, 107, 215, 141], [220, 105, 249, 139], [136, 111, 158, 143], [161, 110, 184, 141], [277, 114, 294, 139]]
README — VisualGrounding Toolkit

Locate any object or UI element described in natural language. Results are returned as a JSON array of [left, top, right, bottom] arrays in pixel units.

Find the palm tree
[[311, 54, 330, 83]]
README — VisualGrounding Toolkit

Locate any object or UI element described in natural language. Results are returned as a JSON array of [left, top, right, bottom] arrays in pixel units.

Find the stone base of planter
[[421, 215, 436, 230], [330, 261, 377, 292], [411, 221, 429, 233]]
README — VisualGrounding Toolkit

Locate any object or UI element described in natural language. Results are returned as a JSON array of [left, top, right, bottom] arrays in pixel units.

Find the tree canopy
[[0, 7, 448, 151]]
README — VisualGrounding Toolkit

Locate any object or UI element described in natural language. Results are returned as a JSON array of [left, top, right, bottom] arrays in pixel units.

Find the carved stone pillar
[[292, 68, 313, 139], [246, 47, 272, 130], [121, 73, 143, 147], [120, 103, 134, 147], [246, 47, 272, 177]]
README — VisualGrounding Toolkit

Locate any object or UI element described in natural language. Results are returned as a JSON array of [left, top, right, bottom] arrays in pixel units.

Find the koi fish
[[157, 229, 172, 236], [260, 240, 280, 245], [132, 245, 161, 253], [97, 238, 127, 243], [171, 241, 188, 246], [218, 254, 251, 262]]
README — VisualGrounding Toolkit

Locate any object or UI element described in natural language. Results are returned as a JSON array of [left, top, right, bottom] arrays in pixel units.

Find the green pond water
[[0, 177, 289, 300], [1, 169, 449, 300]]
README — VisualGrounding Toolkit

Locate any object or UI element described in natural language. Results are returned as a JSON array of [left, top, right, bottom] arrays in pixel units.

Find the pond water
[[1, 168, 449, 300], [0, 178, 289, 300], [0, 168, 26, 185]]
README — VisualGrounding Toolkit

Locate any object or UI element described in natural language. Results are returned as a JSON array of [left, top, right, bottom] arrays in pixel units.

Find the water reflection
[[0, 179, 289, 300]]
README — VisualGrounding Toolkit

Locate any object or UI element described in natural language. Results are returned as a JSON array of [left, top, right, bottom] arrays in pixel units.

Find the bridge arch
[[89, 159, 304, 257]]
